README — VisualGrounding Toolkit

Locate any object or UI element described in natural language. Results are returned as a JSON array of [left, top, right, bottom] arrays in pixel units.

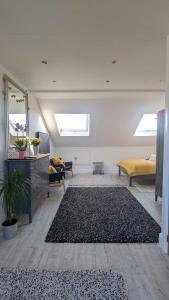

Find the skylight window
[[55, 114, 90, 136], [134, 114, 157, 136]]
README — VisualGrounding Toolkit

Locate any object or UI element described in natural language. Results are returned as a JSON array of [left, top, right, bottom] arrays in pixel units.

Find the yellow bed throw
[[117, 159, 156, 176]]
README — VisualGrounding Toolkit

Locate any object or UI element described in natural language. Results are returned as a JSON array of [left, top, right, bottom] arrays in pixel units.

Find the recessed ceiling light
[[52, 80, 56, 83], [106, 80, 110, 83], [41, 60, 48, 64], [112, 60, 117, 64]]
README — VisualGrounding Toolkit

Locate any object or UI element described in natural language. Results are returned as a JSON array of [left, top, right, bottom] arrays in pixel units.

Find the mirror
[[3, 75, 29, 151]]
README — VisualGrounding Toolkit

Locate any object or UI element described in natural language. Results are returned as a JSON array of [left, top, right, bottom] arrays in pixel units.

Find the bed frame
[[118, 165, 156, 187]]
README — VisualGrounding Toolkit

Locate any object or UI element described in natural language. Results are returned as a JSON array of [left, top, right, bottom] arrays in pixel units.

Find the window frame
[[134, 113, 157, 137], [55, 113, 90, 137]]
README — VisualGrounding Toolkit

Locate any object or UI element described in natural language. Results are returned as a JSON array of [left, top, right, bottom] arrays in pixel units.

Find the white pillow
[[149, 154, 156, 161]]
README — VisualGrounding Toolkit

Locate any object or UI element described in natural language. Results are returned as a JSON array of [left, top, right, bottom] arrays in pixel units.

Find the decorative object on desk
[[14, 138, 27, 159], [18, 151, 25, 159], [30, 138, 41, 156], [25, 138, 34, 157], [0, 170, 30, 240], [8, 150, 19, 160]]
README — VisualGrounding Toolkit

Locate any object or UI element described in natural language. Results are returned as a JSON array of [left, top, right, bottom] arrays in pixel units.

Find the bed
[[117, 158, 156, 186]]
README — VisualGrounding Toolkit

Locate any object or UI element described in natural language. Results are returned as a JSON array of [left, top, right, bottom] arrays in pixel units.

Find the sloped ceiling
[[0, 0, 167, 146], [39, 92, 165, 147]]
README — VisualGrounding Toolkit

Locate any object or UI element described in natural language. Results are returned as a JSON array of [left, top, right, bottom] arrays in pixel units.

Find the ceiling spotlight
[[106, 80, 110, 83], [41, 60, 48, 64], [112, 60, 117, 64]]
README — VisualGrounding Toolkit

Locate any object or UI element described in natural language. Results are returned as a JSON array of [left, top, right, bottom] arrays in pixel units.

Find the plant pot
[[2, 218, 18, 240], [33, 146, 39, 156], [19, 151, 25, 159]]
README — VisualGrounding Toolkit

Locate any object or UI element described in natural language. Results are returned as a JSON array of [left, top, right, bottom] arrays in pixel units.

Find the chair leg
[[118, 166, 121, 176], [62, 176, 66, 191], [129, 176, 132, 187]]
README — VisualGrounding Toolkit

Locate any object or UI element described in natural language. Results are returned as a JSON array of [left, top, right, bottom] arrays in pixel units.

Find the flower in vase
[[30, 138, 41, 147], [15, 138, 27, 151]]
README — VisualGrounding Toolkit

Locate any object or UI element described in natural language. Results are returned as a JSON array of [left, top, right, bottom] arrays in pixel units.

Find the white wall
[[28, 94, 47, 137], [0, 66, 6, 180], [52, 146, 156, 173], [40, 92, 162, 174], [39, 93, 165, 147], [160, 36, 169, 253]]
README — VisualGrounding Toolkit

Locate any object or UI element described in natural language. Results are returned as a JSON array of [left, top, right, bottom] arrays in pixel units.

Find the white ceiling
[[0, 0, 169, 90], [0, 1, 167, 147]]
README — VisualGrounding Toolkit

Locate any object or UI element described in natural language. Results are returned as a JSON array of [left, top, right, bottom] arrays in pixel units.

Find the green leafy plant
[[30, 138, 41, 147], [0, 170, 30, 224], [15, 138, 27, 151]]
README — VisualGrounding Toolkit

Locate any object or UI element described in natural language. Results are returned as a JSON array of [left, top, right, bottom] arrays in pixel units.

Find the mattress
[[117, 159, 156, 176]]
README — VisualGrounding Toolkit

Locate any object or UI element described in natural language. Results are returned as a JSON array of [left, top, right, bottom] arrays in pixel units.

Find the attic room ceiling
[[0, 0, 169, 92], [39, 92, 165, 147]]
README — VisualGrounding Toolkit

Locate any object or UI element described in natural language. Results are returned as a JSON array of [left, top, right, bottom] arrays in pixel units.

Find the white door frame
[[160, 37, 169, 254]]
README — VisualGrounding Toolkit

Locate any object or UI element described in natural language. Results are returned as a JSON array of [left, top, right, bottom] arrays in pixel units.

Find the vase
[[19, 151, 25, 159], [2, 219, 18, 240], [33, 146, 39, 156]]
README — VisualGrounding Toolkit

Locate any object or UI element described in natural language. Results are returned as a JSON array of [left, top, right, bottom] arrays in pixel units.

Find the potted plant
[[30, 138, 41, 156], [15, 138, 27, 159], [0, 170, 30, 240]]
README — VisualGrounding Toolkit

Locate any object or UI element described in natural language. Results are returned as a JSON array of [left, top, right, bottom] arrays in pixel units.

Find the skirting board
[[73, 165, 116, 174]]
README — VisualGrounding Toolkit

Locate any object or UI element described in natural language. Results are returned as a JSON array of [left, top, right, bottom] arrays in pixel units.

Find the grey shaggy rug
[[0, 268, 128, 300], [45, 187, 161, 243]]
